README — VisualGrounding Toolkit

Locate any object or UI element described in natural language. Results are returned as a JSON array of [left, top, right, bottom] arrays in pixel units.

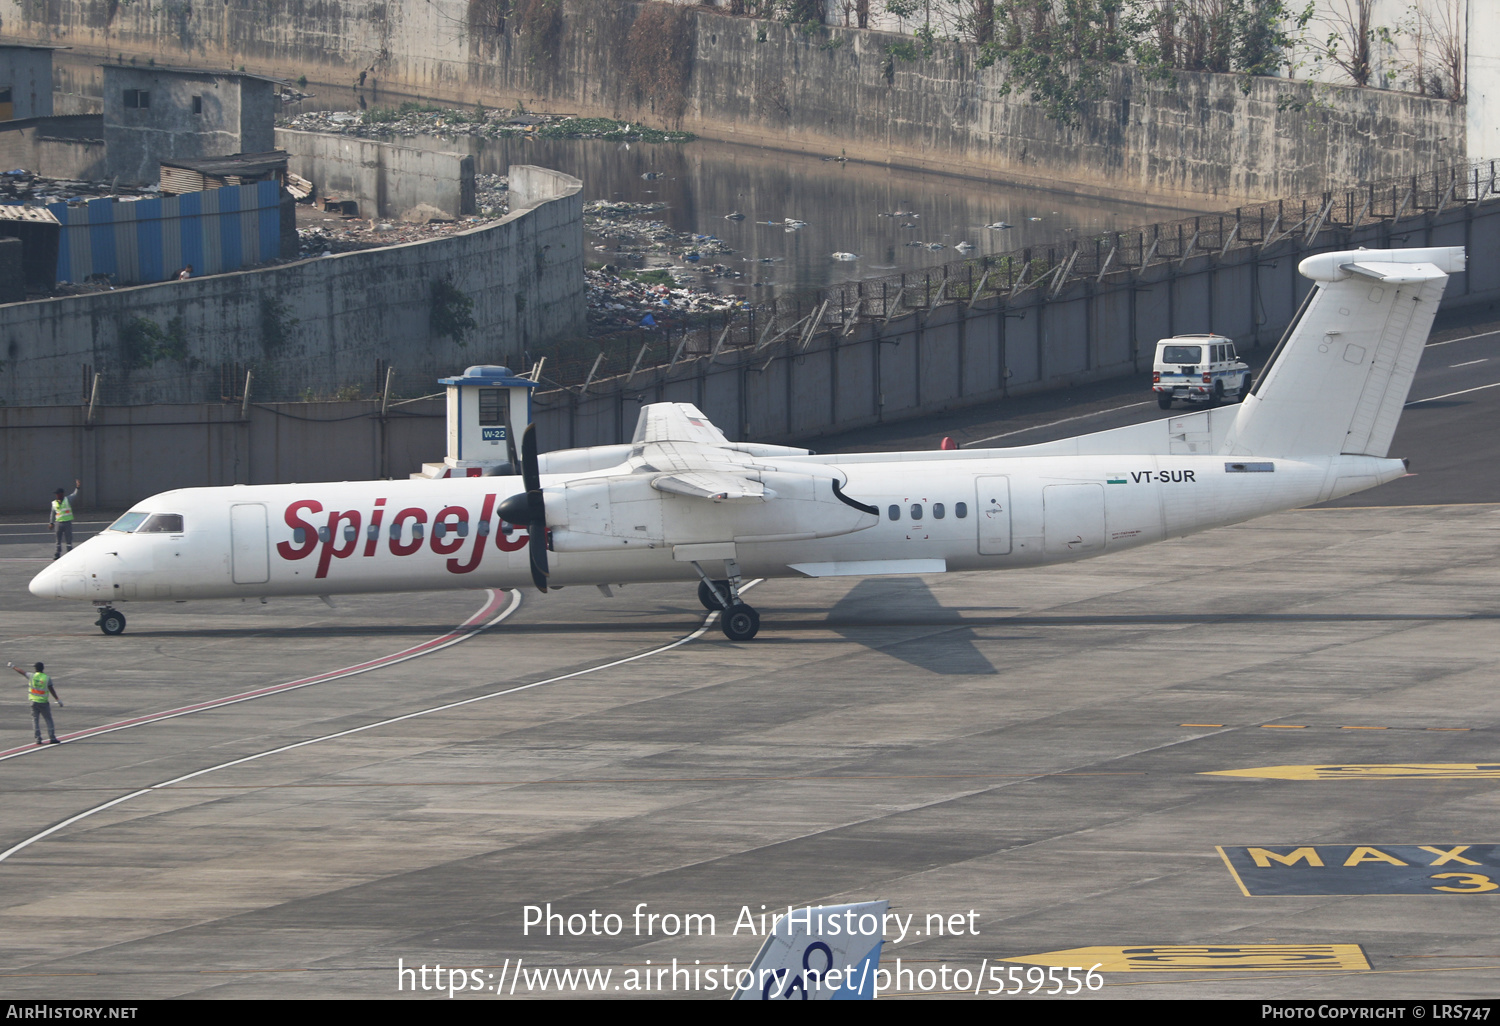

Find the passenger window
[[138, 513, 184, 533], [955, 502, 968, 518], [933, 503, 945, 519], [888, 505, 900, 521], [910, 503, 923, 520]]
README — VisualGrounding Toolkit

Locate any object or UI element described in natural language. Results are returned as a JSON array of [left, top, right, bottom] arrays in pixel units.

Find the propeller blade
[[521, 423, 540, 494], [528, 523, 549, 592], [514, 424, 548, 592]]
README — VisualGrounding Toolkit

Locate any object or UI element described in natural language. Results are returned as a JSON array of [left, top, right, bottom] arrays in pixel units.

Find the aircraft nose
[[29, 561, 60, 598]]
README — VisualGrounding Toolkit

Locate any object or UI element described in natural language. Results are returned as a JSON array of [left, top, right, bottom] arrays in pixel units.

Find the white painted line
[[1449, 359, 1490, 368], [1406, 381, 1500, 405], [0, 588, 522, 763], [0, 582, 761, 865], [967, 401, 1154, 446], [1427, 329, 1500, 348]]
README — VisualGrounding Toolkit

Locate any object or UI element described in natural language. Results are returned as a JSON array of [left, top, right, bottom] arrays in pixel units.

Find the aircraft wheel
[[720, 603, 760, 642], [1157, 394, 1173, 410], [1239, 375, 1253, 402], [98, 609, 126, 636], [698, 579, 730, 611]]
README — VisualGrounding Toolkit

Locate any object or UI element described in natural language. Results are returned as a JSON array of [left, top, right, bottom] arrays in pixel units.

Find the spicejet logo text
[[276, 497, 529, 578]]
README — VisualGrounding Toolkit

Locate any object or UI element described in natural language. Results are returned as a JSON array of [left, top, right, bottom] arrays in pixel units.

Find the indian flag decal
[[1107, 472, 1127, 484]]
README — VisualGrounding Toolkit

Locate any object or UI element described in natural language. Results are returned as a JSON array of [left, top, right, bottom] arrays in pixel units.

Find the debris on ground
[[279, 107, 694, 144], [585, 268, 744, 333], [1, 168, 158, 206]]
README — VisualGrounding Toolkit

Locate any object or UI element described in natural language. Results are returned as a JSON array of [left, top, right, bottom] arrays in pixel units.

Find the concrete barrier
[[0, 1, 1468, 206], [0, 398, 444, 513], [0, 114, 106, 180], [276, 128, 476, 220], [0, 164, 582, 407]]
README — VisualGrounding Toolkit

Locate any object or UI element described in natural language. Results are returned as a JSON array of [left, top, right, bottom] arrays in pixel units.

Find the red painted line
[[0, 589, 517, 762]]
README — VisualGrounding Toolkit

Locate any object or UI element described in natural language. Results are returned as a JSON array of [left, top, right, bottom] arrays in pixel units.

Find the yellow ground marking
[[1261, 724, 1307, 729], [1204, 764, 1500, 781], [1218, 846, 1253, 897], [1001, 945, 1370, 972]]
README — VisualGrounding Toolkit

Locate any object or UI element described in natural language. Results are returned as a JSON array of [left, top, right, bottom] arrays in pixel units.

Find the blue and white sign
[[481, 427, 508, 442]]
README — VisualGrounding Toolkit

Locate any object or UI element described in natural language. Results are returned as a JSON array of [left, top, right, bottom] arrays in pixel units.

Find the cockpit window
[[137, 513, 185, 534], [108, 512, 149, 533]]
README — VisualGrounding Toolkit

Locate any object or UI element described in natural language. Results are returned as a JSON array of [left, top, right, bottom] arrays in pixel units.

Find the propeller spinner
[[497, 423, 550, 592]]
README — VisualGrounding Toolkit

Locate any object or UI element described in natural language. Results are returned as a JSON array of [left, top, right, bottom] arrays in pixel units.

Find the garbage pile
[[586, 268, 744, 334], [585, 200, 740, 280], [295, 216, 494, 258], [279, 107, 693, 144], [475, 173, 508, 217], [1, 169, 157, 206]]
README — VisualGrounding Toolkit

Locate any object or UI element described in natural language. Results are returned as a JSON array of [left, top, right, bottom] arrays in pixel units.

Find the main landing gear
[[691, 561, 760, 641], [94, 605, 126, 636]]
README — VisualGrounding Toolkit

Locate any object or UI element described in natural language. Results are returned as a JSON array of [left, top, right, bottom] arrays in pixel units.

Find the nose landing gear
[[94, 605, 126, 636], [690, 560, 760, 641]]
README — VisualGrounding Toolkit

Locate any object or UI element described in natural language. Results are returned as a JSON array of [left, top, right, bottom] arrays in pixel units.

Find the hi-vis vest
[[28, 673, 49, 703], [52, 498, 73, 522]]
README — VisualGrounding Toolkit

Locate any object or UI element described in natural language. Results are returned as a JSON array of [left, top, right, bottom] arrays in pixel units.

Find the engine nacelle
[[545, 468, 877, 552]]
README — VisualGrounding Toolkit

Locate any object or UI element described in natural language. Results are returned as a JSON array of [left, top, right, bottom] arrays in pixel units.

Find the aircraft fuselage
[[30, 451, 1403, 604]]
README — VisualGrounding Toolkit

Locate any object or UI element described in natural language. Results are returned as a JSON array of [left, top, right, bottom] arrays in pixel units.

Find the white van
[[1152, 334, 1251, 410]]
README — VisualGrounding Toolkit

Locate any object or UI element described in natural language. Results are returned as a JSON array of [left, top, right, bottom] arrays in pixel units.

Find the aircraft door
[[976, 476, 1012, 555], [230, 503, 271, 584], [1043, 484, 1105, 555]]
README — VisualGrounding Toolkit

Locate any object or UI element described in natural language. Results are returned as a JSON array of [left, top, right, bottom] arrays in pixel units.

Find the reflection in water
[[407, 134, 1206, 296]]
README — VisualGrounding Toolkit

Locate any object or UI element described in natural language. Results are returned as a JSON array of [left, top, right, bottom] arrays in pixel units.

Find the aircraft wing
[[627, 404, 770, 504], [651, 470, 769, 502], [633, 402, 733, 448]]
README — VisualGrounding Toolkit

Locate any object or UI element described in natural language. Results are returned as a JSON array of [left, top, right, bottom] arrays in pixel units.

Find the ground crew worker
[[50, 479, 80, 560], [9, 661, 62, 745]]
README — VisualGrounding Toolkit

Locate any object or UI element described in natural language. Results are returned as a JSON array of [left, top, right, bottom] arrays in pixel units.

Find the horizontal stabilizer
[[1340, 260, 1447, 284]]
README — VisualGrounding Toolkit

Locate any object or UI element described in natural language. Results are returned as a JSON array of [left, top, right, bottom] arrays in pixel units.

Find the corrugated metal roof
[[0, 205, 61, 225], [160, 151, 289, 176]]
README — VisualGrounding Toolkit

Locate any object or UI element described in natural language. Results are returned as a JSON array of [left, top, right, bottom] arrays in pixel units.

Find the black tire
[[720, 603, 760, 642], [1239, 374, 1253, 402], [1210, 381, 1225, 406], [1157, 394, 1173, 410], [98, 609, 126, 636], [697, 579, 730, 611]]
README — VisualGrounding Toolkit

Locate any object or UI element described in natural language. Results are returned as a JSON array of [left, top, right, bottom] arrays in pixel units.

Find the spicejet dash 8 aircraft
[[30, 246, 1463, 641]]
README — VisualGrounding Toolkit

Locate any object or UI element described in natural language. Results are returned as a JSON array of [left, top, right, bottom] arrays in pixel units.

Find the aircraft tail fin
[[733, 900, 887, 1000], [1222, 247, 1463, 459]]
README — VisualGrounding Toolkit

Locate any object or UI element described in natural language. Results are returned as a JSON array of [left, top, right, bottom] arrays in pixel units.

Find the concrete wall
[[0, 398, 444, 512], [101, 65, 276, 185], [529, 195, 1500, 450], [0, 113, 104, 178], [276, 128, 475, 220], [0, 45, 53, 119], [0, 165, 584, 406], [6, 192, 1495, 510], [0, 1, 1468, 205]]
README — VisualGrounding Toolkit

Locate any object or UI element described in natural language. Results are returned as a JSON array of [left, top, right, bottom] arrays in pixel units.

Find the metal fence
[[534, 159, 1499, 393], [51, 180, 288, 286]]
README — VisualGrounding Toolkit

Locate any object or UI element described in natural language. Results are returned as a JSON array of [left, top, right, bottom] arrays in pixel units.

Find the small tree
[[1319, 0, 1376, 86]]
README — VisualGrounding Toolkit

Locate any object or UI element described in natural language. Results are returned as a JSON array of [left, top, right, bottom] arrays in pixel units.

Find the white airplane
[[30, 246, 1462, 642]]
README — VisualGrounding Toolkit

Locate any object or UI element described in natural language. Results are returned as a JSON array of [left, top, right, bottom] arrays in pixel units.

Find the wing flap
[[651, 471, 769, 502]]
